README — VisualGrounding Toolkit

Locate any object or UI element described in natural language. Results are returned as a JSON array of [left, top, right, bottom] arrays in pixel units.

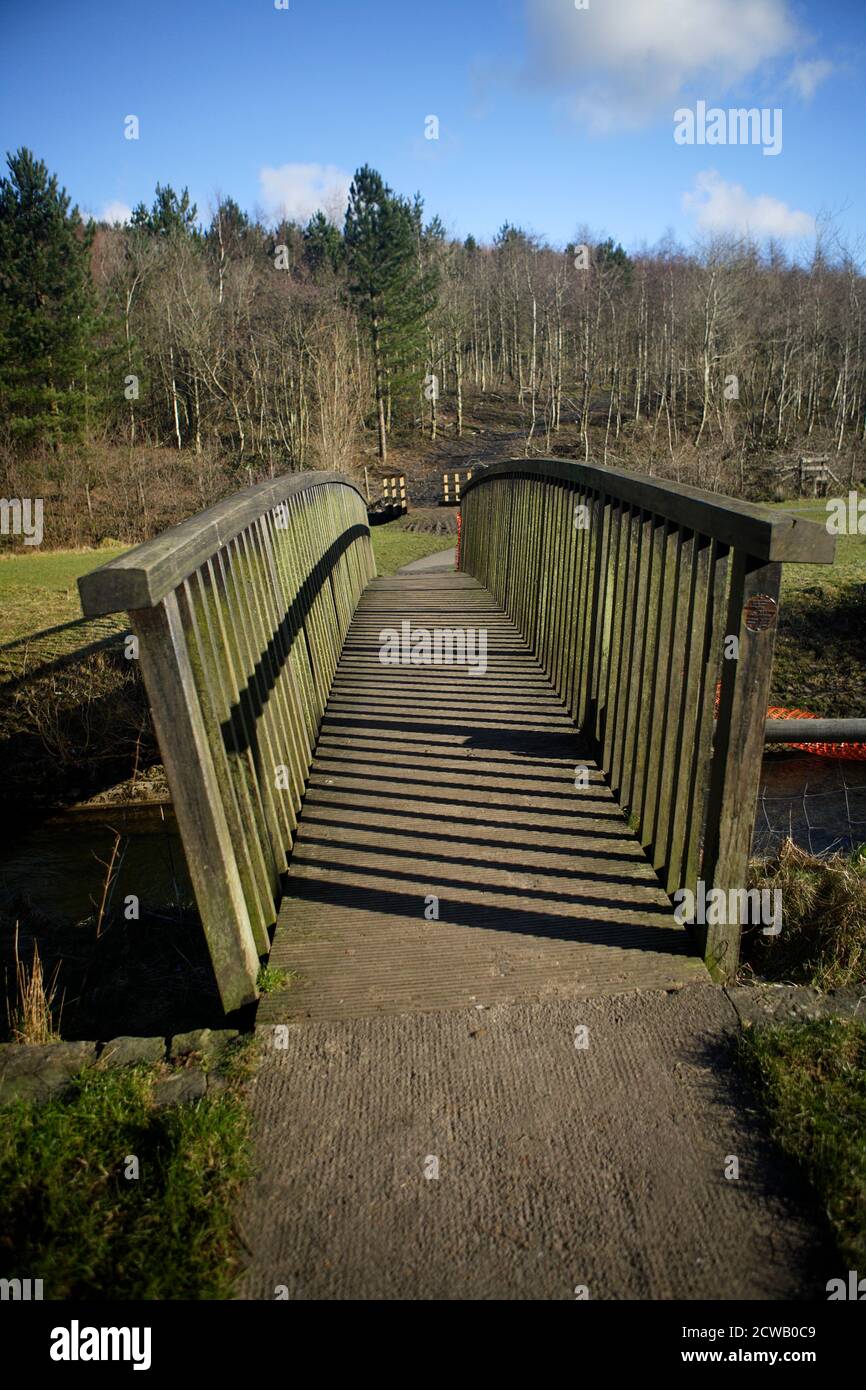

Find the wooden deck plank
[[259, 574, 709, 1022]]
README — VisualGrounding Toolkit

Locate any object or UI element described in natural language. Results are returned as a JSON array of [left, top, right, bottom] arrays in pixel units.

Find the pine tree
[[303, 211, 344, 277], [130, 183, 198, 238], [344, 166, 437, 460], [0, 148, 98, 449]]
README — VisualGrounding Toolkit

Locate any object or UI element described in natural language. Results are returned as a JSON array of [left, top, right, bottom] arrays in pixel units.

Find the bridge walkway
[[258, 572, 708, 1024]]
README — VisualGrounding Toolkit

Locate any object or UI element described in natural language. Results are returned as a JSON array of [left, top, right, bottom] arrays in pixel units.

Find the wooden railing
[[79, 472, 374, 1011], [460, 460, 835, 979]]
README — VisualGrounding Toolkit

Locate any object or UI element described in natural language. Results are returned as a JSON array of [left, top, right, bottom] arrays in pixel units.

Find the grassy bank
[[0, 545, 124, 648], [0, 517, 455, 648], [771, 497, 866, 718], [743, 840, 866, 989], [370, 518, 455, 575], [0, 1056, 254, 1299], [737, 1018, 866, 1269]]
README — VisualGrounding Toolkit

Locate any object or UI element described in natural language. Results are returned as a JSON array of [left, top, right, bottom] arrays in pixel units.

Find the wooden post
[[701, 553, 782, 979], [129, 592, 260, 1012]]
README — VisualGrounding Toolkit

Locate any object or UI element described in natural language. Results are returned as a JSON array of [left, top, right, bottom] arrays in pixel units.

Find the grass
[[256, 964, 296, 994], [0, 517, 455, 646], [773, 497, 866, 594], [0, 1060, 252, 1299], [742, 839, 866, 989], [5, 928, 62, 1044], [771, 496, 866, 718], [737, 1018, 866, 1269], [0, 544, 124, 646], [370, 519, 455, 576]]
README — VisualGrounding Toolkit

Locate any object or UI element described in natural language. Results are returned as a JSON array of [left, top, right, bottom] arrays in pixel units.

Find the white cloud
[[258, 163, 351, 224], [525, 0, 802, 128], [786, 58, 833, 101], [682, 170, 814, 238], [100, 200, 132, 225]]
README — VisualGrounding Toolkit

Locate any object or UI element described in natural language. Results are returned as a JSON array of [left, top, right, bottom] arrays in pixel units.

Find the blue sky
[[1, 0, 864, 254]]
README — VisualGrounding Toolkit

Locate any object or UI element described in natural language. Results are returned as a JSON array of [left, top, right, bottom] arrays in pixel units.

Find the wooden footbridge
[[78, 461, 833, 1015]]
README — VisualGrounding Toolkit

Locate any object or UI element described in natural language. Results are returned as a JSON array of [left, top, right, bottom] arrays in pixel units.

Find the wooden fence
[[460, 460, 835, 978], [79, 471, 374, 1011]]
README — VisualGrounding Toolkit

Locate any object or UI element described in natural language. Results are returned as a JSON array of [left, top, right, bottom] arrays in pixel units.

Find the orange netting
[[713, 682, 866, 759], [763, 705, 866, 760]]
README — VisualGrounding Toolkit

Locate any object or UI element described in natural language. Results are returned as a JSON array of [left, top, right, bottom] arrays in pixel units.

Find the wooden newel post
[[129, 593, 260, 1012], [701, 552, 782, 980]]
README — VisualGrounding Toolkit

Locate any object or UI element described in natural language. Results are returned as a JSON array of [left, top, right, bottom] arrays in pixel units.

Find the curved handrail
[[460, 458, 835, 978], [79, 470, 367, 616], [77, 470, 375, 1013], [461, 459, 833, 562]]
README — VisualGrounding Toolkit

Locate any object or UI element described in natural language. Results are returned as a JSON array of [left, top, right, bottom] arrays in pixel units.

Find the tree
[[131, 183, 198, 239], [344, 165, 437, 460], [206, 196, 252, 305], [595, 238, 632, 277], [0, 147, 98, 449], [303, 211, 344, 277]]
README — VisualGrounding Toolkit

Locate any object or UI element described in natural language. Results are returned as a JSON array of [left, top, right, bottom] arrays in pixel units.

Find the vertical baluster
[[183, 570, 273, 949], [203, 556, 279, 900], [682, 539, 729, 893], [614, 511, 647, 800], [654, 529, 699, 881], [591, 496, 618, 749], [577, 490, 605, 732], [261, 507, 315, 774], [238, 525, 301, 833], [234, 528, 296, 857], [640, 520, 678, 859], [288, 492, 330, 721], [604, 503, 633, 781], [270, 496, 318, 749], [248, 516, 308, 817], [536, 479, 555, 673], [571, 487, 594, 726], [702, 551, 782, 978], [648, 526, 688, 868], [620, 511, 654, 817], [550, 481, 573, 702], [218, 542, 289, 874]]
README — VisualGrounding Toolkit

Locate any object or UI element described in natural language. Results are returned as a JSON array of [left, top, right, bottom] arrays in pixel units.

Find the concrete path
[[238, 986, 830, 1299], [396, 545, 456, 573]]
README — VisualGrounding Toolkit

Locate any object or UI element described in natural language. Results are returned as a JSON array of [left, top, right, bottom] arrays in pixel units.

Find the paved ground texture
[[238, 574, 831, 1300], [238, 987, 831, 1299]]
